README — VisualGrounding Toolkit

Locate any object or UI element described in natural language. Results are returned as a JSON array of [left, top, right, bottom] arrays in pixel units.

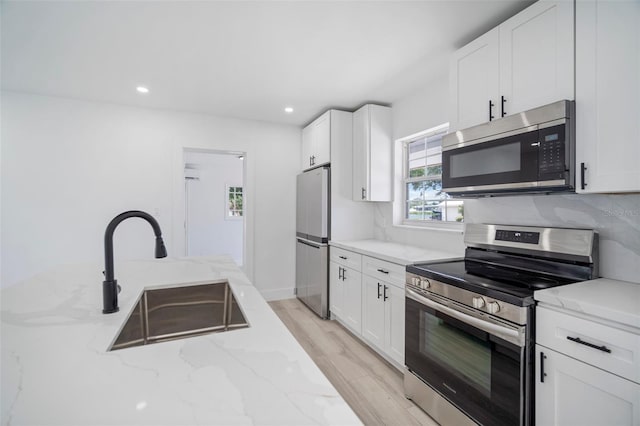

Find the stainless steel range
[[404, 224, 598, 426]]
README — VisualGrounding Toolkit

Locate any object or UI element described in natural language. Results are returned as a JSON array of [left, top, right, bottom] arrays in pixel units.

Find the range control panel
[[495, 229, 540, 244]]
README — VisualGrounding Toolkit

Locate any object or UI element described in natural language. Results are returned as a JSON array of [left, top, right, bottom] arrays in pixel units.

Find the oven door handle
[[406, 288, 525, 347]]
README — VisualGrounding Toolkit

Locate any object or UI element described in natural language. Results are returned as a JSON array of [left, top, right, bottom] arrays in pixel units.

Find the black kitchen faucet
[[102, 210, 167, 314]]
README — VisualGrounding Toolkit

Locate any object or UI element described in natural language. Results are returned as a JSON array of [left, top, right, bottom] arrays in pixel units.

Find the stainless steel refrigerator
[[295, 166, 330, 318]]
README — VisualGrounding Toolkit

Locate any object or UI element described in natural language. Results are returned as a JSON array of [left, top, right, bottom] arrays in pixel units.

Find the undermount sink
[[109, 281, 249, 351]]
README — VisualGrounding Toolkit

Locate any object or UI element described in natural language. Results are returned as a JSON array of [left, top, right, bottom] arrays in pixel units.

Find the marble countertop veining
[[534, 278, 640, 331], [0, 256, 362, 426], [330, 239, 462, 266]]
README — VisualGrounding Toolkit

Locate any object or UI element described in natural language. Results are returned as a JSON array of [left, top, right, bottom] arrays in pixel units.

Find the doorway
[[184, 149, 245, 265]]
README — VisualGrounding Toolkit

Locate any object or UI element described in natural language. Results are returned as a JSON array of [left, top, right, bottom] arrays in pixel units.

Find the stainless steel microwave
[[442, 100, 575, 197]]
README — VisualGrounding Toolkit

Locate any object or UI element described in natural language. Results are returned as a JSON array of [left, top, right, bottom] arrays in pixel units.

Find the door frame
[[176, 147, 249, 272]]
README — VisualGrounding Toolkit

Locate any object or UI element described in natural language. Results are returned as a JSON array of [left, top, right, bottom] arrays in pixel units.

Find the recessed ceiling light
[[136, 86, 149, 94], [284, 107, 294, 113]]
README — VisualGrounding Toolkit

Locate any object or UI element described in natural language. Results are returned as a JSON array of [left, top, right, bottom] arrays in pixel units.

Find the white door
[[301, 125, 314, 170], [384, 284, 405, 366], [536, 346, 640, 426], [352, 105, 369, 201], [499, 0, 574, 117], [313, 111, 331, 167], [184, 151, 244, 265], [342, 266, 362, 334], [576, 0, 640, 193], [329, 261, 344, 319], [362, 275, 385, 350], [449, 28, 500, 131]]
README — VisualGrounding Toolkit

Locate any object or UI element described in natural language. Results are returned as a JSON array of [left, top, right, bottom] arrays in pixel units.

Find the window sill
[[396, 221, 464, 233]]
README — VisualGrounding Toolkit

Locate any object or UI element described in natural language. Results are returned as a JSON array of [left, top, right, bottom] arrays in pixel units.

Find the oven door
[[405, 289, 526, 426], [442, 127, 540, 194]]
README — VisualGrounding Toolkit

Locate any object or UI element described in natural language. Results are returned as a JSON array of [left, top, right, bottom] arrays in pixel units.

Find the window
[[227, 186, 243, 218], [403, 124, 463, 223]]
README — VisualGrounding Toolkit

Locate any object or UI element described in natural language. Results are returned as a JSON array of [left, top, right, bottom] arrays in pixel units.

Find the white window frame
[[398, 123, 463, 230]]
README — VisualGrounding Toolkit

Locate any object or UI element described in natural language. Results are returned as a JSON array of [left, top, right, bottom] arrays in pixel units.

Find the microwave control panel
[[538, 124, 566, 180]]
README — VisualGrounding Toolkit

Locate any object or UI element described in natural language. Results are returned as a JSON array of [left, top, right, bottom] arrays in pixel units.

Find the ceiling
[[1, 0, 533, 127]]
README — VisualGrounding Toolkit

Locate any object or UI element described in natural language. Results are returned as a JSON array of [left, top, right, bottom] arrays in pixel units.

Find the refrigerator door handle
[[297, 238, 323, 249]]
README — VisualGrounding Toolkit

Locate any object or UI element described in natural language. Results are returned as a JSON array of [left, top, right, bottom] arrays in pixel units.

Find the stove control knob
[[472, 297, 486, 309], [411, 277, 420, 286], [487, 301, 501, 314], [420, 279, 431, 290]]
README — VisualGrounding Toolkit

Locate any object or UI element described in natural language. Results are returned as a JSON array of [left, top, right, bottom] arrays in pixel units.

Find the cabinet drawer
[[330, 247, 362, 272], [362, 256, 405, 288], [537, 306, 640, 384]]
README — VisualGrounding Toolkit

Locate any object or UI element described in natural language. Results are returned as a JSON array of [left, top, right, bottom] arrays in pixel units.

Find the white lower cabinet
[[329, 248, 362, 335], [536, 305, 640, 425], [362, 273, 404, 368], [535, 345, 640, 426], [329, 246, 406, 370]]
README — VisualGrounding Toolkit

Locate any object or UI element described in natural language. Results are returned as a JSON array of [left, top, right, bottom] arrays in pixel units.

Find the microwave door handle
[[406, 288, 524, 347]]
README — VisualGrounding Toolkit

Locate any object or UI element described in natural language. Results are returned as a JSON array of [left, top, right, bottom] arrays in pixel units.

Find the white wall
[[1, 92, 300, 300], [184, 151, 244, 265], [372, 72, 466, 255]]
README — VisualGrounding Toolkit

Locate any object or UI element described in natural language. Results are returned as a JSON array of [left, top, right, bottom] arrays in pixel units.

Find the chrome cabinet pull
[[339, 255, 347, 260], [489, 100, 495, 121], [581, 163, 587, 190], [383, 285, 388, 301], [377, 283, 382, 299], [377, 268, 389, 274], [501, 95, 507, 117]]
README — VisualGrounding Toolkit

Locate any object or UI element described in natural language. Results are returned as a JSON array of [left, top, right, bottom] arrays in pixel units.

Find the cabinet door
[[362, 275, 385, 350], [342, 266, 362, 334], [384, 284, 405, 367], [329, 261, 343, 319], [368, 105, 392, 202], [313, 111, 331, 167], [301, 125, 314, 170], [536, 346, 640, 426], [499, 0, 574, 117], [449, 28, 499, 131], [352, 105, 369, 201], [576, 0, 640, 193]]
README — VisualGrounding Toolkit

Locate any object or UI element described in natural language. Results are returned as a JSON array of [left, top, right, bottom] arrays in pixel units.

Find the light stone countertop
[[534, 278, 640, 331], [330, 239, 462, 266], [1, 256, 362, 426]]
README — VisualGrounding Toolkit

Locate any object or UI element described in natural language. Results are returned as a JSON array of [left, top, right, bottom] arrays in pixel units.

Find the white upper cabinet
[[499, 0, 574, 116], [449, 28, 500, 131], [352, 104, 392, 202], [449, 0, 575, 131], [576, 0, 640, 193], [301, 111, 331, 170]]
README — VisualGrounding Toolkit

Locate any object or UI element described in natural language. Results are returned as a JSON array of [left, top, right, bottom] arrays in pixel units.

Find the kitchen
[[2, 1, 639, 425]]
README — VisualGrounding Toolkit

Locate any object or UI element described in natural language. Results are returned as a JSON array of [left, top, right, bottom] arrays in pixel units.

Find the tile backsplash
[[374, 193, 640, 283], [465, 193, 640, 283]]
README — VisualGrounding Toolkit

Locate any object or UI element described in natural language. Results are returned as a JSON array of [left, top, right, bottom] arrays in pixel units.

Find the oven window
[[449, 142, 521, 178], [420, 311, 491, 395]]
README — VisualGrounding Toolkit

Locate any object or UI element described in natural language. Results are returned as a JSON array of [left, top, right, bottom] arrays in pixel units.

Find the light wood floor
[[269, 298, 438, 426]]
